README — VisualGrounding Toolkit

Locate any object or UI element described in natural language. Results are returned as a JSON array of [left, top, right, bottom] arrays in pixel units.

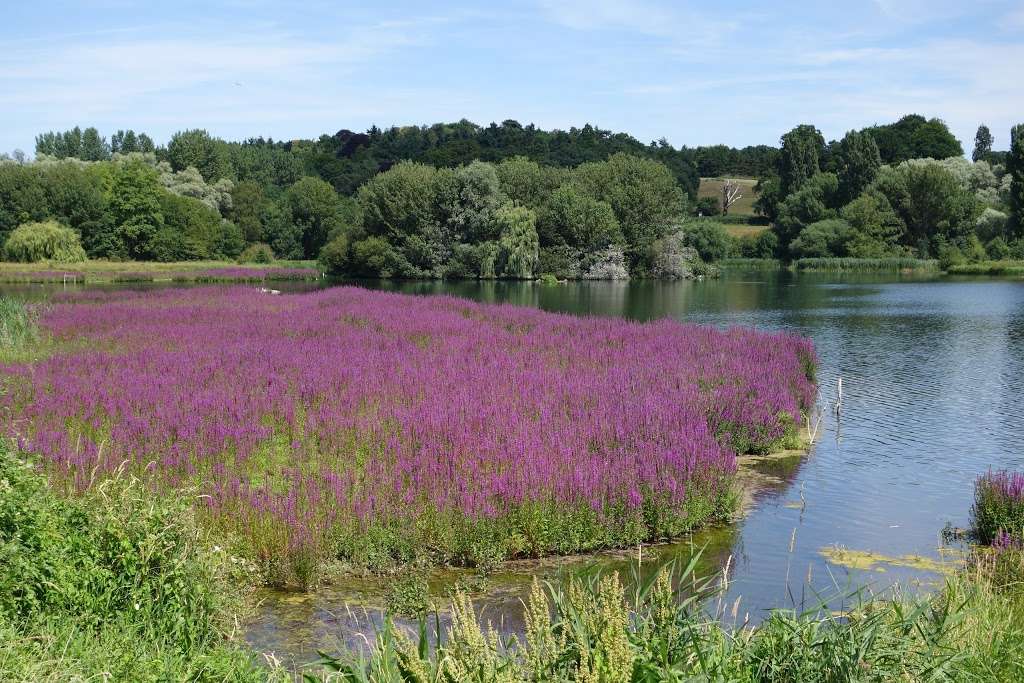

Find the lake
[[6, 269, 1023, 665]]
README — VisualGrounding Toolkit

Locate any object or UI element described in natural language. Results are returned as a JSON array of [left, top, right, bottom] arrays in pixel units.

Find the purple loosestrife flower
[[2, 286, 816, 564]]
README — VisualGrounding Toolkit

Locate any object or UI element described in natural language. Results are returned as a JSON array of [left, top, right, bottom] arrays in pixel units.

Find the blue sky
[[3, 0, 1023, 155]]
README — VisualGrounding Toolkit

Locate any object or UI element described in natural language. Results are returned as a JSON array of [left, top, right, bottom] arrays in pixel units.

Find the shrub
[[581, 245, 629, 280], [973, 470, 1024, 545], [3, 220, 87, 263], [0, 442, 266, 680], [650, 231, 714, 280], [788, 219, 853, 258], [986, 236, 1011, 260], [694, 195, 721, 216], [680, 220, 733, 262], [737, 230, 779, 259], [318, 234, 349, 275], [238, 242, 275, 264], [537, 245, 582, 279]]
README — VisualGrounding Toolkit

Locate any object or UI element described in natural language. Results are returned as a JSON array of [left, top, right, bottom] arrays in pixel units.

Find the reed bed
[[794, 257, 939, 272]]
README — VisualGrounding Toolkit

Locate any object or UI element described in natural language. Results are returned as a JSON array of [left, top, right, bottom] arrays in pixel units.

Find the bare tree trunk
[[721, 179, 743, 215]]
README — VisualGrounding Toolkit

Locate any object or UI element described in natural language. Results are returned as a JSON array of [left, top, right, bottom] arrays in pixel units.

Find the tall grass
[[310, 551, 1024, 681], [0, 440, 281, 681], [947, 260, 1024, 276], [794, 257, 939, 272], [0, 298, 40, 364]]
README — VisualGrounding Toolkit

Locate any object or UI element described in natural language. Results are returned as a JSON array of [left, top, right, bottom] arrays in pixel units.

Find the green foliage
[[312, 556, 1024, 682], [350, 235, 407, 277], [680, 220, 733, 262], [0, 443, 268, 681], [384, 574, 432, 618], [437, 160, 507, 243], [495, 155, 564, 208], [873, 160, 980, 254], [318, 233, 349, 275], [833, 129, 881, 205], [574, 152, 686, 251], [238, 242, 276, 264], [789, 219, 854, 259], [778, 124, 825, 196], [287, 176, 345, 258], [972, 472, 1024, 545], [166, 129, 232, 182], [495, 204, 540, 279], [840, 189, 906, 257], [0, 298, 39, 364], [111, 129, 155, 155], [104, 158, 165, 259], [864, 114, 963, 163], [35, 126, 111, 161], [694, 195, 721, 216], [538, 183, 622, 250], [736, 230, 780, 259], [795, 257, 938, 272], [230, 180, 269, 243], [2, 220, 87, 263], [774, 172, 839, 254], [973, 124, 994, 162], [753, 175, 782, 222], [1009, 123, 1024, 237]]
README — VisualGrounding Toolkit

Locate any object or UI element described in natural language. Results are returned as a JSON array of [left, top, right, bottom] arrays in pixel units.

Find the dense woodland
[[2, 114, 1022, 277]]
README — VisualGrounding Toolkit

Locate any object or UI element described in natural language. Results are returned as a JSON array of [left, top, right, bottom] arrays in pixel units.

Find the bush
[[788, 219, 853, 258], [737, 230, 779, 259], [650, 231, 714, 280], [238, 242, 275, 264], [694, 196, 721, 216], [537, 246, 582, 279], [318, 234, 349, 275], [581, 245, 629, 280], [680, 220, 733, 262], [3, 220, 87, 263], [0, 443, 267, 681]]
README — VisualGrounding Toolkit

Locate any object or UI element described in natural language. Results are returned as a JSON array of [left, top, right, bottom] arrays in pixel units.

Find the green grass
[[0, 441, 283, 682], [698, 177, 760, 217], [720, 258, 784, 270], [0, 259, 320, 283], [313, 550, 1024, 681], [0, 298, 41, 364], [794, 257, 940, 272], [947, 260, 1024, 276]]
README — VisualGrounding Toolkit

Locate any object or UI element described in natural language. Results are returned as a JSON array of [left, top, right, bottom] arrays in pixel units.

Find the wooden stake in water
[[834, 376, 843, 415]]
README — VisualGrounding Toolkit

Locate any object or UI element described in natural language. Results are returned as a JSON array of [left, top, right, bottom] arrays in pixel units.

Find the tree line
[[753, 116, 1024, 263], [2, 115, 1022, 273]]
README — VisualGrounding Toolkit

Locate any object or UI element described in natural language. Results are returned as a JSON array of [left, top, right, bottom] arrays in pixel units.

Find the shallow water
[[6, 270, 1024, 666]]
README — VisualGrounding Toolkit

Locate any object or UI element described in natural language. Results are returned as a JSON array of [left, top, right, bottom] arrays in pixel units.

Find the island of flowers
[[2, 286, 816, 585]]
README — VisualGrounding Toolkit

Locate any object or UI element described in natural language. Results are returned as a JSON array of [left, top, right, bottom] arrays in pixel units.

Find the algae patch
[[819, 546, 961, 575]]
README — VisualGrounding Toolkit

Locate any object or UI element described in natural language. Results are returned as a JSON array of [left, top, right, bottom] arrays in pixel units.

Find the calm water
[[6, 270, 1024, 664]]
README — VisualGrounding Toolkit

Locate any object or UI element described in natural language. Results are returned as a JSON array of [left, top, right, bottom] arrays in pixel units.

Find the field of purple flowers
[[2, 286, 815, 585]]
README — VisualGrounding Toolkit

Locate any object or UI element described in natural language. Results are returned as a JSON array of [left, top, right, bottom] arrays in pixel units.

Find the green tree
[[0, 165, 47, 241], [538, 184, 622, 250], [495, 204, 539, 278], [681, 221, 733, 262], [789, 219, 854, 258], [573, 153, 685, 252], [840, 190, 905, 257], [105, 159, 165, 259], [834, 130, 881, 204], [3, 220, 87, 263], [495, 156, 564, 209], [286, 176, 343, 258], [229, 181, 268, 243], [1008, 124, 1024, 237], [973, 124, 994, 162], [166, 129, 232, 181], [872, 161, 979, 254], [80, 127, 110, 161], [774, 172, 839, 254], [778, 124, 825, 196], [436, 161, 507, 243]]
